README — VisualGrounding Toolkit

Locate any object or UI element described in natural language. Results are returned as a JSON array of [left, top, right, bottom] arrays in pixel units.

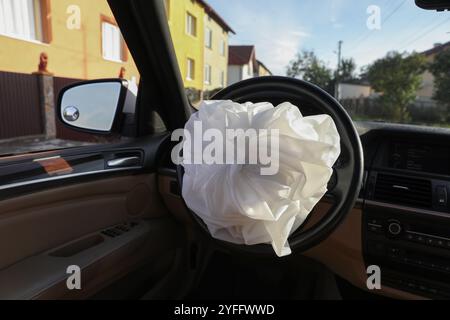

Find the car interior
[[0, 0, 449, 300]]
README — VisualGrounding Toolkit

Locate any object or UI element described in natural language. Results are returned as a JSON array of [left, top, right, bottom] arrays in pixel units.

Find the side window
[[186, 12, 197, 37], [0, 0, 40, 41], [220, 70, 225, 87], [102, 21, 124, 62], [0, 0, 140, 158], [204, 64, 211, 84], [219, 39, 225, 56], [187, 58, 195, 80], [205, 27, 212, 49]]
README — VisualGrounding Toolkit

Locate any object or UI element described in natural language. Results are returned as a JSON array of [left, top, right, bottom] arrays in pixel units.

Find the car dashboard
[[156, 120, 450, 300], [356, 121, 450, 299]]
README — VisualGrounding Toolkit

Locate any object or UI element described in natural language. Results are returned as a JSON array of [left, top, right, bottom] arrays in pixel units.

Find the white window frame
[[186, 12, 197, 37], [187, 58, 195, 80], [102, 21, 123, 62], [204, 64, 212, 84], [205, 27, 212, 49], [0, 0, 42, 42]]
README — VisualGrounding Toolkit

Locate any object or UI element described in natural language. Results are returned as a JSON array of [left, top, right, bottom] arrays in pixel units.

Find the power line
[[400, 17, 450, 50], [352, 11, 445, 56], [352, 10, 431, 57], [346, 0, 394, 49], [346, 15, 449, 68], [349, 0, 407, 53], [382, 0, 407, 25]]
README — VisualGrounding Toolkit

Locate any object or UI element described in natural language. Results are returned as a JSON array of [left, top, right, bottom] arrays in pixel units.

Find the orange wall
[[0, 0, 139, 80]]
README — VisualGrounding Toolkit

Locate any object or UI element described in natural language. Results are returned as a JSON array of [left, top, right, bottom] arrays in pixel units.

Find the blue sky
[[207, 0, 450, 75]]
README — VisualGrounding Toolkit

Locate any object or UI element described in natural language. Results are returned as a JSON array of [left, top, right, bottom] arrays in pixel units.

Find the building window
[[220, 70, 225, 87], [204, 64, 211, 84], [186, 12, 197, 37], [220, 39, 226, 56], [187, 58, 195, 80], [248, 62, 253, 76], [0, 0, 43, 42], [205, 27, 212, 49], [102, 21, 124, 62]]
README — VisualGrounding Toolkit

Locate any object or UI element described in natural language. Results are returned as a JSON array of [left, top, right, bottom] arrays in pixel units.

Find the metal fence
[[53, 76, 100, 142], [0, 71, 43, 139], [340, 97, 447, 124], [0, 71, 119, 143]]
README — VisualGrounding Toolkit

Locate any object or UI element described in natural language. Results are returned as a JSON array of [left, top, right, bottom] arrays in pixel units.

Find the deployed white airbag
[[180, 100, 341, 257]]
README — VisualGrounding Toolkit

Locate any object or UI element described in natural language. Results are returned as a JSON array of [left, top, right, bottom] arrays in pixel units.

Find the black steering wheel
[[177, 76, 363, 255]]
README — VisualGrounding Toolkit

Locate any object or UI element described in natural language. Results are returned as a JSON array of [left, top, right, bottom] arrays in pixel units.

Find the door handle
[[107, 156, 141, 168]]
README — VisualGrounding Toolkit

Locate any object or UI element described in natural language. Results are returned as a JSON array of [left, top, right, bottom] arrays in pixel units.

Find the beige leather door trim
[[0, 174, 168, 271], [0, 219, 182, 299]]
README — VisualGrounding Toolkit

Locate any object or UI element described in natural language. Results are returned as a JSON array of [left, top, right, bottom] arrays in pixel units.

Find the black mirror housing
[[57, 78, 137, 135], [415, 0, 450, 11]]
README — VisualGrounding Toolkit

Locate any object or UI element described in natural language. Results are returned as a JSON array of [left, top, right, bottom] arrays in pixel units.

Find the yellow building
[[202, 5, 234, 91], [166, 0, 204, 91], [0, 0, 139, 81], [256, 60, 272, 77], [165, 0, 233, 92]]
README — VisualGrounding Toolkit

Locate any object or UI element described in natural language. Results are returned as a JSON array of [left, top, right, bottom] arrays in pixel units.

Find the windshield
[[166, 0, 450, 128]]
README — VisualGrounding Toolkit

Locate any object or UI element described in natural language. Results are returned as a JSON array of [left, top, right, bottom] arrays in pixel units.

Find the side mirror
[[57, 79, 137, 134], [415, 0, 450, 11]]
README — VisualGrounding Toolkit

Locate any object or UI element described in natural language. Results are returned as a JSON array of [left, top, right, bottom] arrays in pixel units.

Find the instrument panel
[[389, 141, 450, 175]]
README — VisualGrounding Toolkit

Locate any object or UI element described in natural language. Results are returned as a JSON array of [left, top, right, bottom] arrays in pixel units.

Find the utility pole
[[335, 40, 343, 100]]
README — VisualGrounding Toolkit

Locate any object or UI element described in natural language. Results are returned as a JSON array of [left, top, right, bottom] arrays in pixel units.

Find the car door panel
[[0, 0, 195, 301], [0, 133, 170, 196], [0, 133, 188, 299], [0, 173, 166, 270], [0, 217, 182, 300]]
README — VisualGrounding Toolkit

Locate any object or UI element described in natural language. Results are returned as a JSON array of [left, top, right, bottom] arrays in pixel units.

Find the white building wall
[[339, 83, 372, 99], [227, 65, 242, 86], [242, 63, 253, 80], [227, 62, 256, 86]]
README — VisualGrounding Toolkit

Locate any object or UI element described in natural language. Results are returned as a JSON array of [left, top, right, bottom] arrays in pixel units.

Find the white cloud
[[290, 30, 310, 38], [330, 0, 346, 24], [230, 24, 310, 76], [219, 0, 311, 76]]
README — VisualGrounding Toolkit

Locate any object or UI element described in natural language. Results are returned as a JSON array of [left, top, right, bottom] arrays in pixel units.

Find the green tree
[[339, 58, 357, 81], [429, 49, 450, 120], [286, 50, 333, 92], [367, 51, 426, 122]]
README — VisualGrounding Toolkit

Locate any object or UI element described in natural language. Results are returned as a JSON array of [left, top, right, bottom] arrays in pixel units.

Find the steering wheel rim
[[177, 76, 363, 255]]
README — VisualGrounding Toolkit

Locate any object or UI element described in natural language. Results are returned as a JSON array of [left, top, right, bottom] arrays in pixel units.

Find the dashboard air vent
[[374, 173, 432, 208]]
